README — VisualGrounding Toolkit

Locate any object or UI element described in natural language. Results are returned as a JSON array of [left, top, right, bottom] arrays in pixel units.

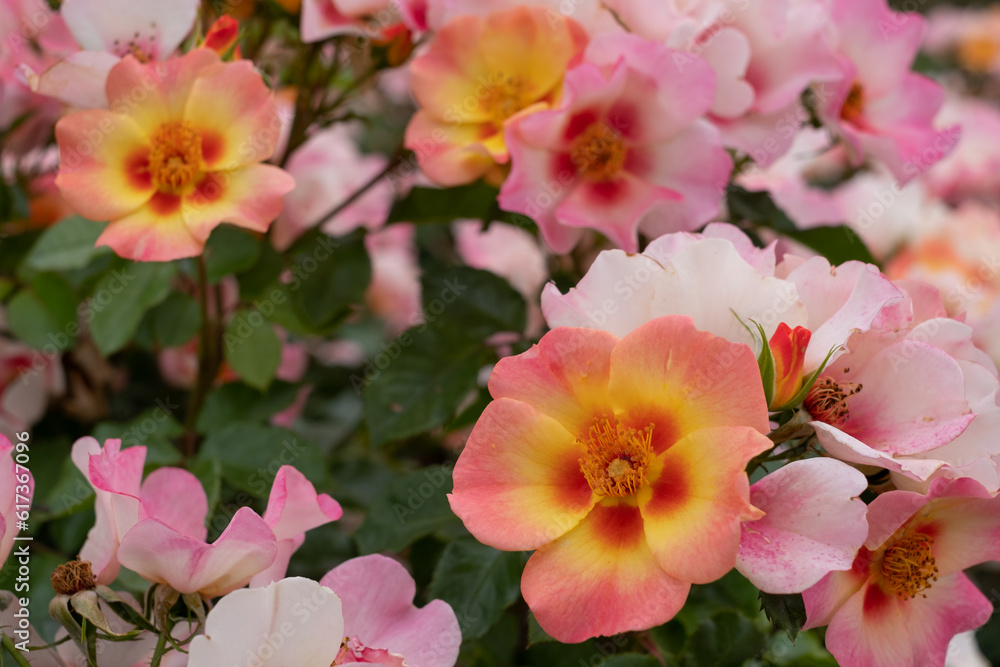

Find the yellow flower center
[[881, 532, 939, 599], [957, 36, 999, 73], [149, 121, 203, 192], [840, 81, 865, 123], [804, 376, 862, 426], [482, 73, 531, 126], [571, 124, 628, 182], [578, 417, 653, 497]]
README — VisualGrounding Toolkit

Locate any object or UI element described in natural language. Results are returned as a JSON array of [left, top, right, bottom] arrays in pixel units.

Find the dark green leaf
[[760, 592, 808, 642], [363, 326, 486, 445], [23, 216, 109, 272], [6, 287, 74, 351], [354, 465, 462, 553], [289, 232, 371, 331], [147, 291, 201, 347], [89, 261, 177, 356], [198, 424, 326, 497], [196, 381, 300, 433], [727, 185, 877, 266], [686, 611, 767, 667], [760, 630, 838, 667], [223, 308, 282, 390], [0, 179, 29, 221], [204, 225, 261, 283], [236, 241, 284, 300], [387, 182, 501, 225], [189, 456, 223, 513], [727, 185, 797, 233], [786, 226, 878, 266], [421, 266, 526, 339], [428, 538, 524, 640]]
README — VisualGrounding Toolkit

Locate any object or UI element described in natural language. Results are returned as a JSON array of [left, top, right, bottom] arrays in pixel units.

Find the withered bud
[[51, 558, 96, 595]]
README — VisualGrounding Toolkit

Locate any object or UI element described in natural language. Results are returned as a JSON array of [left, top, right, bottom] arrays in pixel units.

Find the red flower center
[[149, 121, 204, 192], [571, 123, 627, 182], [840, 81, 866, 123], [578, 417, 653, 497], [881, 532, 939, 599]]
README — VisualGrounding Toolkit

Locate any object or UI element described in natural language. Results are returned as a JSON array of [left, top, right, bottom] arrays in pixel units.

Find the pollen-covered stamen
[[571, 124, 627, 182], [841, 81, 865, 123], [482, 73, 531, 126], [149, 121, 204, 191], [804, 376, 862, 426], [881, 532, 939, 599], [957, 36, 999, 73], [578, 417, 653, 497]]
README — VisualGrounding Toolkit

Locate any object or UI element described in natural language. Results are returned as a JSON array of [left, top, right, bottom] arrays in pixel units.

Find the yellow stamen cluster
[[804, 376, 862, 426], [578, 417, 653, 497], [571, 124, 627, 182], [881, 532, 939, 599], [482, 73, 530, 126], [841, 81, 866, 123], [957, 36, 999, 73], [149, 121, 204, 191]]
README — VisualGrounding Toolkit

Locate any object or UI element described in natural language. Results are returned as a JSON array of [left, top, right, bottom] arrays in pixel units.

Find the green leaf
[[727, 185, 877, 266], [196, 381, 300, 433], [222, 308, 282, 390], [204, 225, 261, 283], [6, 289, 69, 351], [354, 465, 462, 553], [23, 216, 109, 272], [727, 184, 797, 233], [198, 424, 326, 497], [0, 230, 41, 276], [761, 630, 838, 667], [236, 241, 284, 300], [0, 277, 14, 301], [760, 592, 808, 642], [421, 267, 527, 339], [387, 181, 502, 225], [147, 291, 201, 347], [428, 538, 524, 640], [0, 179, 29, 221], [188, 456, 222, 513], [786, 225, 878, 266], [363, 326, 487, 445], [89, 261, 177, 356], [686, 610, 767, 667], [289, 232, 371, 331]]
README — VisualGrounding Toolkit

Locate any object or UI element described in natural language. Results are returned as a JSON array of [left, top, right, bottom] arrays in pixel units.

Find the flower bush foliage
[[1, 0, 999, 665]]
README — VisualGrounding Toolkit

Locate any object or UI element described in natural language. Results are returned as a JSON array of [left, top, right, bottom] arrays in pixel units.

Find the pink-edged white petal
[[188, 577, 344, 667], [138, 467, 208, 541], [321, 554, 461, 667], [737, 458, 869, 594], [249, 466, 342, 587], [25, 51, 119, 108], [61, 0, 200, 59], [117, 507, 277, 597]]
